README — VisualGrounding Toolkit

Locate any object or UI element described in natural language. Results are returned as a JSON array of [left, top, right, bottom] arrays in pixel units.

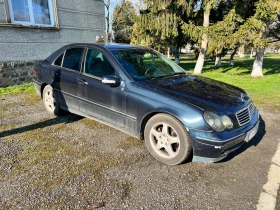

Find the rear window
[[62, 48, 83, 71], [54, 53, 64, 66]]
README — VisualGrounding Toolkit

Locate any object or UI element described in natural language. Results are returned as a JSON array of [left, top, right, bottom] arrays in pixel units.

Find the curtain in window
[[11, 0, 30, 22], [32, 0, 51, 25]]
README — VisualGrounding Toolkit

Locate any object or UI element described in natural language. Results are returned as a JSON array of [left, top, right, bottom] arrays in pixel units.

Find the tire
[[144, 114, 192, 165], [42, 85, 60, 115]]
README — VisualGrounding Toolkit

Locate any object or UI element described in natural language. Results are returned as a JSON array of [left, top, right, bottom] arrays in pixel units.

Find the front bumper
[[189, 109, 260, 163]]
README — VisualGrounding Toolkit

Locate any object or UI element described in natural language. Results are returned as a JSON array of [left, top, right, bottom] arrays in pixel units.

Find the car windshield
[[110, 48, 186, 81]]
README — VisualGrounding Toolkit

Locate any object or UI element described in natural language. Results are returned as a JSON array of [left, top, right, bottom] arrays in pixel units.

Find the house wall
[[0, 0, 106, 87]]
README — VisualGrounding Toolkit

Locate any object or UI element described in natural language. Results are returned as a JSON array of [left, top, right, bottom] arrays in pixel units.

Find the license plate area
[[245, 121, 259, 142]]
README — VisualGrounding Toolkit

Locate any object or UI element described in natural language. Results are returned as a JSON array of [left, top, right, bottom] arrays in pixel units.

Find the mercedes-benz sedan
[[33, 43, 259, 165]]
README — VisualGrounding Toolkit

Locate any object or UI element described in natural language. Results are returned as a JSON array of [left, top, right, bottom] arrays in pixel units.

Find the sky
[[105, 0, 141, 26]]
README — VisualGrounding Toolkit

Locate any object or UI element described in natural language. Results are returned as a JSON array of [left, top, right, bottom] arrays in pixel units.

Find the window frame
[[52, 51, 65, 67], [62, 48, 84, 72], [7, 0, 55, 26], [82, 47, 117, 80], [52, 48, 85, 73]]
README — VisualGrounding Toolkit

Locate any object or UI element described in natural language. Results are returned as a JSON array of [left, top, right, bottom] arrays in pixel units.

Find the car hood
[[139, 75, 250, 113]]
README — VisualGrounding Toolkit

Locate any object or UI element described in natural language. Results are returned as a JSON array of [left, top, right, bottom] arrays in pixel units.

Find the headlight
[[203, 111, 233, 132]]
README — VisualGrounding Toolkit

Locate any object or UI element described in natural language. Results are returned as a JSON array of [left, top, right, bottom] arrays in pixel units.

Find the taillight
[[32, 66, 37, 77]]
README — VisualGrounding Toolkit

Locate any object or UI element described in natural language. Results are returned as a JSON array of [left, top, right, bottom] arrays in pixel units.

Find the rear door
[[77, 47, 126, 127], [49, 47, 84, 111]]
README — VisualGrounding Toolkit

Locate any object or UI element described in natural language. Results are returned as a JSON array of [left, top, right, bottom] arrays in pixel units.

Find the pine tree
[[112, 0, 136, 44], [181, 0, 243, 73], [234, 0, 280, 77], [131, 0, 192, 53]]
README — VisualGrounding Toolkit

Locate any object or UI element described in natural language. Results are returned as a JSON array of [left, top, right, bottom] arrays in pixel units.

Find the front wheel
[[144, 114, 192, 165], [42, 85, 60, 115]]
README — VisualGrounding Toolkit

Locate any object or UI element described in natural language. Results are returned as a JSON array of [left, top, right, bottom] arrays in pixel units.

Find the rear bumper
[[33, 79, 42, 97], [189, 109, 259, 162]]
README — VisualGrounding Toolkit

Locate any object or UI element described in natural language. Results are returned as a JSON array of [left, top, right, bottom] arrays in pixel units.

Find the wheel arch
[[139, 111, 188, 140], [40, 83, 49, 98]]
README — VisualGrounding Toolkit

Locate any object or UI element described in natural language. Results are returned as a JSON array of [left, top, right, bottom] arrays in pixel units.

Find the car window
[[84, 48, 115, 78], [110, 49, 185, 81], [53, 52, 64, 66], [62, 48, 83, 71]]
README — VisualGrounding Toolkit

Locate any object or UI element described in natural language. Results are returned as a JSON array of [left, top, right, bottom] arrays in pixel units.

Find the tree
[[234, 0, 280, 77], [112, 0, 136, 43], [182, 0, 270, 71], [132, 0, 279, 77], [251, 0, 280, 77], [131, 0, 192, 54], [192, 1, 215, 74], [207, 9, 243, 67], [181, 0, 245, 73]]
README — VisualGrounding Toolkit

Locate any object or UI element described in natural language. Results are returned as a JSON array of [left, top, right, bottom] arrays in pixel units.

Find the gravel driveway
[[0, 92, 280, 209]]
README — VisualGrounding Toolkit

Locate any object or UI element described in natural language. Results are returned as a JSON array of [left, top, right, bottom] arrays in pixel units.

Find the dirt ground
[[0, 92, 280, 209]]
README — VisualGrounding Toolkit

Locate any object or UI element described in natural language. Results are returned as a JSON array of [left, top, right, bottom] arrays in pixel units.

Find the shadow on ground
[[0, 113, 83, 139]]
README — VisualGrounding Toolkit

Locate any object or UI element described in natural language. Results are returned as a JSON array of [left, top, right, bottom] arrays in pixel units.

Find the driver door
[[78, 47, 126, 127]]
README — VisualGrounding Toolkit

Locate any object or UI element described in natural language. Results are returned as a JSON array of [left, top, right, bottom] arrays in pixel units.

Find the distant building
[[0, 0, 105, 87]]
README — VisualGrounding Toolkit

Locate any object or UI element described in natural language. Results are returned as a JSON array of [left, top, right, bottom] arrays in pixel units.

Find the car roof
[[46, 43, 151, 62], [61, 43, 148, 50]]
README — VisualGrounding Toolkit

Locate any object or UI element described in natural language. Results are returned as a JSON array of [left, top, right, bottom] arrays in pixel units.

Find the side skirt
[[61, 106, 140, 140]]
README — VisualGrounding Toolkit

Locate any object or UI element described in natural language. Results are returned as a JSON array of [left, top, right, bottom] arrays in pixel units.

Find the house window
[[8, 0, 55, 26]]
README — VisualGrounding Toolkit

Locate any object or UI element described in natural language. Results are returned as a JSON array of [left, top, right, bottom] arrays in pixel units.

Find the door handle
[[51, 71, 58, 77], [78, 79, 88, 85]]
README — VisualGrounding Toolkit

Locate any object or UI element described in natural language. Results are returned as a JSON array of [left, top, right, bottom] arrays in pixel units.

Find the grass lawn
[[0, 54, 279, 111], [0, 83, 35, 96], [178, 54, 280, 111]]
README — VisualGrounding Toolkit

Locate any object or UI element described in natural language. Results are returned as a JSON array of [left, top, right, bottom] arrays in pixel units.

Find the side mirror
[[101, 75, 121, 87]]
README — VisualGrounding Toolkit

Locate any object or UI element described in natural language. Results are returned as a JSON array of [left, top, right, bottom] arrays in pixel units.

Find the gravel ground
[[0, 93, 280, 209]]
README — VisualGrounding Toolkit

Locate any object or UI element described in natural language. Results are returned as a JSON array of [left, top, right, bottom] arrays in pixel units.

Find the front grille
[[236, 102, 254, 126]]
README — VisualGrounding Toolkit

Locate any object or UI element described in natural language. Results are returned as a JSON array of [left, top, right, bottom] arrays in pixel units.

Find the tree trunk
[[230, 47, 238, 66], [251, 24, 268, 77], [250, 48, 254, 58], [193, 12, 210, 74], [251, 48, 264, 77], [215, 50, 222, 67], [167, 47, 170, 58], [239, 48, 244, 58]]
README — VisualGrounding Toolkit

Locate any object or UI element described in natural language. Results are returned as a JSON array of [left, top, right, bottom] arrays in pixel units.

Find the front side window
[[8, 0, 55, 26], [84, 49, 115, 78]]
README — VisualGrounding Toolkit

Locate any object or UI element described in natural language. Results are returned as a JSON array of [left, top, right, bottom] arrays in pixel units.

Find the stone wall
[[0, 61, 34, 87]]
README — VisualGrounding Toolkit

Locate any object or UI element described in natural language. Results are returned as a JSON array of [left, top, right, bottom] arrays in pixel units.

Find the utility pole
[[104, 0, 110, 43]]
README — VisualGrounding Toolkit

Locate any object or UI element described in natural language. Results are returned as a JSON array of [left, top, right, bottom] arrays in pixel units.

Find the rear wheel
[[144, 114, 192, 165], [42, 85, 60, 115]]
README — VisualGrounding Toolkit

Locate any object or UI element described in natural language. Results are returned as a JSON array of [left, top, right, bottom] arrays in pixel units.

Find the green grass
[[0, 83, 35, 96], [178, 54, 280, 111]]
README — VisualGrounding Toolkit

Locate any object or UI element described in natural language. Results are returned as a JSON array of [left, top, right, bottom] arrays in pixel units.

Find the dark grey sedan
[[33, 43, 259, 165]]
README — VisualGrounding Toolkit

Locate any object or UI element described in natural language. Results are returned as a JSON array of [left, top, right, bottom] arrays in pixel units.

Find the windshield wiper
[[172, 72, 186, 75], [148, 72, 186, 80]]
